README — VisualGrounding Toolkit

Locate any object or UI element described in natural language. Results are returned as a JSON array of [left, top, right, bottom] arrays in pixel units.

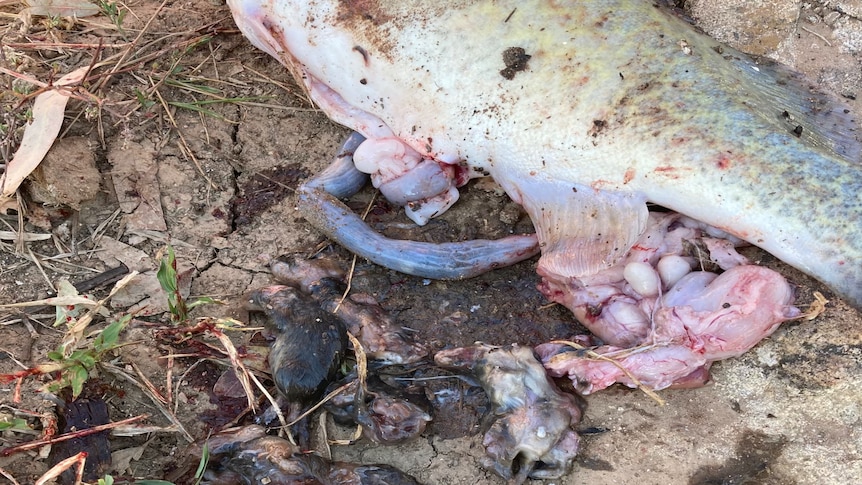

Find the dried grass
[[0, 1, 306, 479]]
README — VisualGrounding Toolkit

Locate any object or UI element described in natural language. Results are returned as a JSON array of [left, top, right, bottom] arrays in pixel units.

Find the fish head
[[227, 0, 312, 97], [227, 0, 402, 137]]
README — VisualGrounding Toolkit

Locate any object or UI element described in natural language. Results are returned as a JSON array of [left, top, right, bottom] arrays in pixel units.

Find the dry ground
[[0, 0, 860, 484]]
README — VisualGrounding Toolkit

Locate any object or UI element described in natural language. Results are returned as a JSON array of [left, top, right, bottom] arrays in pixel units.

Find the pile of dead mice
[[200, 254, 581, 484]]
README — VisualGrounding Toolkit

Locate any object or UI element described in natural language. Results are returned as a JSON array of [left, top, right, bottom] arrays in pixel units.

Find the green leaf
[[166, 102, 227, 121], [70, 365, 89, 398], [157, 252, 178, 293], [68, 349, 86, 360], [78, 353, 97, 369], [187, 297, 218, 310], [164, 78, 221, 95], [156, 245, 192, 324], [95, 316, 128, 350], [193, 441, 209, 484], [45, 380, 65, 394], [0, 417, 30, 432], [134, 89, 155, 109]]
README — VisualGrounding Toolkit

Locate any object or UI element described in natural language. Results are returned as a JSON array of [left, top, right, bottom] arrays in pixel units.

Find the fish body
[[227, 0, 861, 305]]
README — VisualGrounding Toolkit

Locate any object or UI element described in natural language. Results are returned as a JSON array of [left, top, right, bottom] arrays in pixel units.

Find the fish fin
[[728, 53, 860, 160], [507, 176, 648, 279]]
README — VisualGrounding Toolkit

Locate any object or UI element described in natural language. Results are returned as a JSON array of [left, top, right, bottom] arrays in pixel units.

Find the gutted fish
[[227, 0, 860, 397], [534, 212, 799, 392], [227, 0, 860, 304], [435, 343, 583, 483]]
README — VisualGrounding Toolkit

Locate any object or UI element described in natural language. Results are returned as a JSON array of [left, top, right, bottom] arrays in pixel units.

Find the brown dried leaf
[[1, 66, 89, 198], [21, 0, 100, 17]]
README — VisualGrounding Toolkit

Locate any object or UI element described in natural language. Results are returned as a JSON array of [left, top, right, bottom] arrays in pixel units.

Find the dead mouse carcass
[[245, 285, 347, 416], [270, 255, 427, 364], [200, 425, 423, 484], [325, 374, 432, 444], [435, 343, 582, 483]]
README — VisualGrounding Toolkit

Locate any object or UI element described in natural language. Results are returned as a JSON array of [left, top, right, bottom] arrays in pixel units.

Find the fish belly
[[228, 0, 862, 305]]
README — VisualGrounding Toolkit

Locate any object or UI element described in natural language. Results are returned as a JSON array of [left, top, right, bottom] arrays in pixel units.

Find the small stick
[[800, 25, 832, 47], [27, 248, 56, 294], [131, 361, 167, 404], [165, 351, 174, 405], [20, 264, 129, 317], [286, 380, 355, 427], [34, 452, 86, 485], [103, 362, 193, 442], [152, 87, 218, 189], [0, 415, 147, 456], [0, 466, 21, 485], [334, 191, 377, 312], [4, 42, 132, 49]]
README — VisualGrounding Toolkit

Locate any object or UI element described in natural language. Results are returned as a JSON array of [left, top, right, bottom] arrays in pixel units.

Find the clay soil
[[0, 1, 860, 484]]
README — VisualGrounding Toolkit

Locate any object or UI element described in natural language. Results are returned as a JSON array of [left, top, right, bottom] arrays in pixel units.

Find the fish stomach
[[228, 0, 862, 306]]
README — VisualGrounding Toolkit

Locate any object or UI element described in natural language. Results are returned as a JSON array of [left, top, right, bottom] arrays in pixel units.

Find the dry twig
[[1, 414, 147, 456]]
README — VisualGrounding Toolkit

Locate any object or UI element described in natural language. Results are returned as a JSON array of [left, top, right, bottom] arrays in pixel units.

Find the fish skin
[[228, 0, 862, 306]]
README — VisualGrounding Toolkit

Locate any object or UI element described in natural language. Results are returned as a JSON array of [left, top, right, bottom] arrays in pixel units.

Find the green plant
[[192, 442, 209, 485], [46, 315, 131, 398], [44, 14, 62, 29], [98, 0, 127, 33], [1, 274, 138, 400], [0, 416, 31, 432], [156, 245, 216, 324], [11, 79, 35, 96], [181, 35, 213, 56], [134, 88, 156, 110], [162, 77, 272, 121]]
